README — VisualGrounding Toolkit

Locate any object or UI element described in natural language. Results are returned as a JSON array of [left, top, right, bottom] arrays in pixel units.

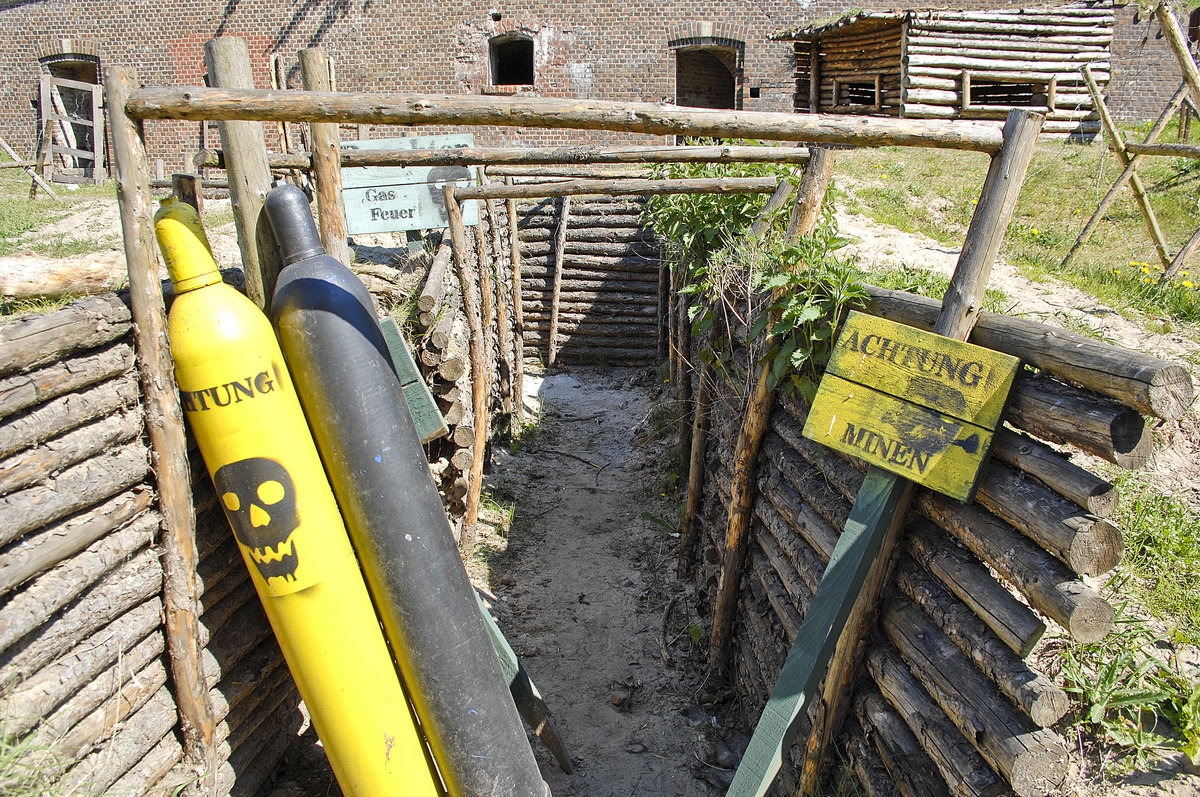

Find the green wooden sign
[[803, 311, 1018, 500], [341, 134, 478, 234], [379, 318, 448, 444]]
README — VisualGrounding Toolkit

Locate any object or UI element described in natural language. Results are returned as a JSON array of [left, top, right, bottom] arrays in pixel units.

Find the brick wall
[[0, 1, 1185, 167], [1108, 2, 1193, 120]]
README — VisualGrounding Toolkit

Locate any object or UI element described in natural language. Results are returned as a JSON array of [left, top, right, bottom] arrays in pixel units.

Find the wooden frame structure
[[775, 3, 1113, 138], [1063, 3, 1200, 282], [101, 36, 1194, 797]]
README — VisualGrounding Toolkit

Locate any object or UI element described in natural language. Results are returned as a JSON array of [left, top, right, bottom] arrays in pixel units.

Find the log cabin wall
[[0, 293, 295, 795], [816, 22, 906, 118], [516, 195, 662, 366], [904, 4, 1113, 138], [687, 285, 1195, 795], [786, 2, 1114, 138]]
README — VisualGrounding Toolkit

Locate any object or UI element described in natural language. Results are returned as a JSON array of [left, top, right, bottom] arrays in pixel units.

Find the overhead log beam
[[197, 144, 814, 170], [127, 87, 1008, 152]]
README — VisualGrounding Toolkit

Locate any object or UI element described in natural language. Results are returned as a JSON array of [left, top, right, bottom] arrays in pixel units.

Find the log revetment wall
[[686, 283, 1194, 795], [517, 194, 662, 366], [0, 293, 293, 795], [785, 2, 1114, 137]]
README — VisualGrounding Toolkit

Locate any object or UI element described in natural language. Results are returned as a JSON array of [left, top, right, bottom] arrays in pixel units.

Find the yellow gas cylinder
[[155, 197, 440, 796]]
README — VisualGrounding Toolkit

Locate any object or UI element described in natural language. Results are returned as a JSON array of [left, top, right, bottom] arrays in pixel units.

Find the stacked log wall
[[688, 287, 1194, 795], [904, 4, 1113, 137], [517, 195, 661, 366], [789, 3, 1113, 138], [0, 293, 293, 795], [816, 23, 905, 118]]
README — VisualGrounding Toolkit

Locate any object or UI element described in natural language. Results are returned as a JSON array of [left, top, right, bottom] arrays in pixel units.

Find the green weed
[[1052, 599, 1200, 770]]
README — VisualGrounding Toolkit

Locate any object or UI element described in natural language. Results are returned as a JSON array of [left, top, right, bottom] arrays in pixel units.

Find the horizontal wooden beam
[[126, 87, 1006, 152], [196, 144, 814, 170], [454, 175, 779, 200], [1122, 140, 1200, 160]]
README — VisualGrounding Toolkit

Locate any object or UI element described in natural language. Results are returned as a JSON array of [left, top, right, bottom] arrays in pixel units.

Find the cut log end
[[1110, 410, 1153, 470], [1068, 519, 1123, 578], [1009, 742, 1069, 797], [1028, 686, 1071, 730], [1065, 590, 1115, 644], [1148, 364, 1195, 421]]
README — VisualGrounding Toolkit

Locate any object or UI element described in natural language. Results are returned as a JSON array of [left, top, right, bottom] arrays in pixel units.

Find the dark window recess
[[748, 86, 761, 99], [491, 38, 534, 85], [970, 80, 1041, 106], [840, 82, 878, 106]]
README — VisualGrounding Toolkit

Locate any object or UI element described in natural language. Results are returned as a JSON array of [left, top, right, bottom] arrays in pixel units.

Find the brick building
[[0, 0, 1193, 178]]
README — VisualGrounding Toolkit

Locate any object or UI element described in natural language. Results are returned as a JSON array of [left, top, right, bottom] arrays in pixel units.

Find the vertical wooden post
[[1063, 81, 1185, 271], [172, 173, 203, 220], [299, 47, 352, 266], [472, 168, 497, 402], [1157, 1, 1200, 114], [678, 363, 711, 575], [505, 179, 526, 422], [31, 119, 56, 199], [90, 83, 106, 182], [104, 65, 217, 786], [480, 171, 514, 419], [547, 195, 571, 366], [708, 147, 836, 670], [445, 185, 488, 529], [723, 111, 1044, 797], [809, 37, 821, 113], [204, 36, 281, 309]]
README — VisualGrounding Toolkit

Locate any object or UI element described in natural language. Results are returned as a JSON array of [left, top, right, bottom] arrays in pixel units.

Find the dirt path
[[472, 366, 728, 796]]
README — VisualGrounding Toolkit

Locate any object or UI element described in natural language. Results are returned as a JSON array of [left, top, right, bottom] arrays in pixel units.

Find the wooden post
[[299, 47, 351, 266], [505, 178, 526, 422], [678, 363, 711, 575], [104, 65, 217, 786], [726, 110, 1043, 797], [1161, 225, 1200, 285], [1062, 65, 1176, 270], [472, 168, 497, 401], [547, 196, 571, 366], [709, 147, 836, 668], [479, 170, 514, 419], [444, 185, 488, 528], [171, 173, 203, 220], [30, 119, 54, 199], [680, 164, 815, 575], [0, 134, 58, 200], [747, 179, 796, 238], [1157, 1, 1200, 115], [203, 37, 282, 309]]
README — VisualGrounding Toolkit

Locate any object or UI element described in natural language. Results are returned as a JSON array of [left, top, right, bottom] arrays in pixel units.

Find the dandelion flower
[[1184, 280, 1195, 288], [1032, 228, 1039, 235]]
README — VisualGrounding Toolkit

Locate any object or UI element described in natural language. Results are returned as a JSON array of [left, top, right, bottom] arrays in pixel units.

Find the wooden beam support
[[197, 144, 814, 171], [126, 87, 1007, 152], [457, 176, 779, 201], [547, 196, 571, 366], [104, 64, 217, 787], [1062, 66, 1178, 270], [505, 178, 526, 423], [0, 134, 58, 200], [203, 37, 281, 310], [709, 147, 837, 670], [299, 47, 351, 266]]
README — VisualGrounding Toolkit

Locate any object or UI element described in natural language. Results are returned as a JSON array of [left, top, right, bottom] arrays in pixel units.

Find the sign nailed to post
[[803, 311, 1019, 500], [341, 134, 479, 235]]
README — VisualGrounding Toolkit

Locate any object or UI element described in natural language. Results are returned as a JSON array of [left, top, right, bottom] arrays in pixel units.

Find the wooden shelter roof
[[771, 9, 907, 40]]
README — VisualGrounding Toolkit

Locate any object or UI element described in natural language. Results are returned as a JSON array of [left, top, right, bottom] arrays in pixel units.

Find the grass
[[0, 166, 119, 258], [836, 121, 1200, 323], [1114, 473, 1200, 645], [862, 263, 1009, 313]]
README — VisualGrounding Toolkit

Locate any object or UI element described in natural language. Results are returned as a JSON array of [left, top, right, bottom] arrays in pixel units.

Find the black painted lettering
[[840, 329, 861, 352], [230, 378, 255, 403], [960, 361, 985, 387]]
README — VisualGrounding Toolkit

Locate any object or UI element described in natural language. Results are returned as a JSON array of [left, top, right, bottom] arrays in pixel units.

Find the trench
[[261, 366, 737, 796]]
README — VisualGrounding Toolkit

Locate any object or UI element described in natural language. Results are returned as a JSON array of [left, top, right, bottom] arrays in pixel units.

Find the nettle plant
[[644, 147, 867, 403]]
